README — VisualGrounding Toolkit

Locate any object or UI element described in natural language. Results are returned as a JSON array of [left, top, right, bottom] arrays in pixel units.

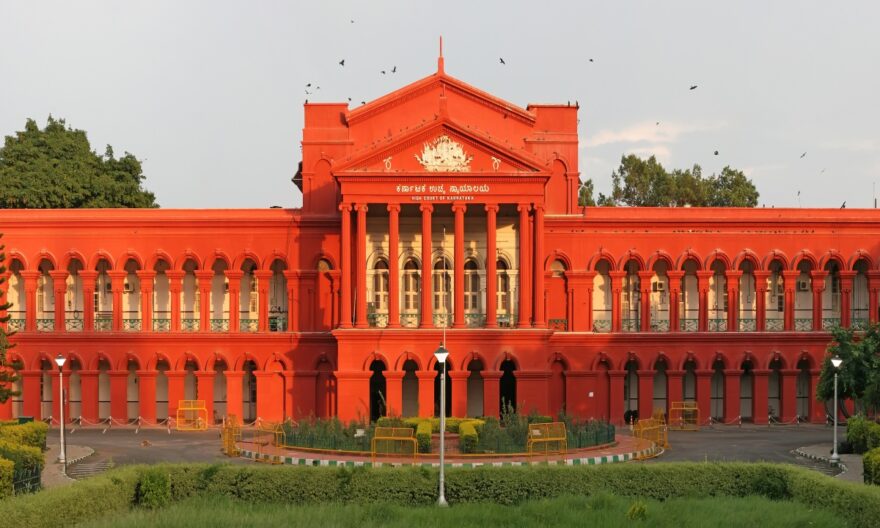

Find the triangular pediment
[[333, 119, 549, 175]]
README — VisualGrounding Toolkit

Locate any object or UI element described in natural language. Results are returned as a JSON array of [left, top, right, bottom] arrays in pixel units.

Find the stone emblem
[[414, 134, 473, 172]]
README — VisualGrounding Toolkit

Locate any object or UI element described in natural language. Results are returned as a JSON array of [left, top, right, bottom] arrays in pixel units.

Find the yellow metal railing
[[526, 422, 568, 456], [175, 400, 208, 431]]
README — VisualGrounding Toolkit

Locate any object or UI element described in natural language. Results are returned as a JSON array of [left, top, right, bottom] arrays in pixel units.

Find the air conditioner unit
[[797, 280, 810, 292], [123, 282, 132, 293], [105, 283, 112, 292]]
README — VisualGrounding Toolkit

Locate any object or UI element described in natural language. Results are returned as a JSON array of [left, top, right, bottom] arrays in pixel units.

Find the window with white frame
[[372, 260, 389, 312], [464, 259, 480, 311], [403, 259, 420, 312]]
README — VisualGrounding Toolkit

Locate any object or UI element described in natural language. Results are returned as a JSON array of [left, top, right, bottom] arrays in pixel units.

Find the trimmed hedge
[[415, 421, 432, 453], [865, 447, 880, 485], [0, 459, 12, 500], [0, 440, 43, 475], [0, 422, 49, 451], [3, 463, 880, 528], [459, 421, 478, 453]]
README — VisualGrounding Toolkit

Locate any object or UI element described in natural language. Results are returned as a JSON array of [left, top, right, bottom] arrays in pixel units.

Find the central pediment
[[333, 119, 549, 176]]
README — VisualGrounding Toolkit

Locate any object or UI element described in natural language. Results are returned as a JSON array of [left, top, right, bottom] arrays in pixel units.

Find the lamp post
[[434, 344, 449, 507], [830, 355, 843, 465], [54, 353, 67, 474]]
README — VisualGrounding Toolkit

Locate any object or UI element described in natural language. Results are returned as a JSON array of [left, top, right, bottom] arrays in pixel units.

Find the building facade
[[1, 56, 875, 426]]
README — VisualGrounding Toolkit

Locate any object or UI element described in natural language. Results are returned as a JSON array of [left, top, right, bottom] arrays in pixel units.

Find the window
[[464, 259, 480, 311], [403, 259, 420, 312], [372, 260, 389, 311], [497, 260, 510, 316], [433, 258, 452, 313]]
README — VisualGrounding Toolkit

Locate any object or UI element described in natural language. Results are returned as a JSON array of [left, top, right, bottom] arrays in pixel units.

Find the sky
[[1, 1, 878, 209]]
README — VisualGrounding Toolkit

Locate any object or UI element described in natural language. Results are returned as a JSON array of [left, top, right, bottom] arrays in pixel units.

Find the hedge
[[3, 462, 880, 528], [865, 447, 880, 485], [0, 440, 43, 476], [459, 421, 478, 453], [0, 422, 49, 451], [0, 459, 12, 500], [415, 421, 432, 453]]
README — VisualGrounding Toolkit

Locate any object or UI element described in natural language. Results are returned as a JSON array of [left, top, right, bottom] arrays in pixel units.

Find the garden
[[0, 420, 47, 497]]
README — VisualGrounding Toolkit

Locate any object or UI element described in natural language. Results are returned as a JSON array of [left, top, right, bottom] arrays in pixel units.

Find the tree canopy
[[0, 235, 21, 404], [817, 325, 880, 414], [579, 154, 760, 208], [0, 116, 158, 208]]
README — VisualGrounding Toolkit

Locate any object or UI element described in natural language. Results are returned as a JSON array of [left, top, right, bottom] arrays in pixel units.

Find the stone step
[[66, 460, 114, 480]]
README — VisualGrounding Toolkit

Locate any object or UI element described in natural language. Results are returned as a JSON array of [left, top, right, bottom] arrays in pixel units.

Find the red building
[[1, 54, 873, 426]]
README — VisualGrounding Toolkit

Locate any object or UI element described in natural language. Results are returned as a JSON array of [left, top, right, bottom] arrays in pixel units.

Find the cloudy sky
[[1, 1, 877, 209]]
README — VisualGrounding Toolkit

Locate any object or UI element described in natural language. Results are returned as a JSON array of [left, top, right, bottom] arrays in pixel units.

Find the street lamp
[[54, 353, 67, 473], [433, 344, 449, 507], [830, 355, 843, 465]]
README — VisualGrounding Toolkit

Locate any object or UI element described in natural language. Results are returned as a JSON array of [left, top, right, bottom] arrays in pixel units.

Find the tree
[[0, 116, 158, 208], [590, 154, 759, 207], [0, 234, 21, 403], [578, 179, 596, 206], [816, 325, 880, 415]]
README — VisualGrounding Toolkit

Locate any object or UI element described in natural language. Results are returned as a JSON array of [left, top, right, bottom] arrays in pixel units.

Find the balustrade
[[210, 318, 230, 332], [400, 313, 420, 328], [679, 318, 698, 332], [765, 319, 784, 331], [592, 319, 611, 333], [36, 318, 54, 332], [708, 318, 727, 332], [794, 318, 812, 332], [240, 319, 258, 332], [548, 318, 568, 331], [739, 318, 756, 332]]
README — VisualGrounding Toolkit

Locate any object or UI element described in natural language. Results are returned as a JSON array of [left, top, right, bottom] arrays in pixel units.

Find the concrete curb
[[239, 443, 660, 468], [792, 447, 848, 474]]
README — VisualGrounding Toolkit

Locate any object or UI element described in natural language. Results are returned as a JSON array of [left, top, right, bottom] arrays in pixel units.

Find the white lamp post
[[434, 344, 449, 507], [54, 353, 67, 473], [830, 355, 843, 465]]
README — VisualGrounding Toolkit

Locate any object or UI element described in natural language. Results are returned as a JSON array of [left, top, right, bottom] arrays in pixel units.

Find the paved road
[[63, 427, 245, 466]]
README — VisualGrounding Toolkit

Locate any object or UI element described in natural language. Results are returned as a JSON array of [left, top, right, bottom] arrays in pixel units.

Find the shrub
[[0, 458, 13, 500], [0, 422, 49, 451], [846, 415, 871, 453], [626, 500, 647, 521], [136, 467, 171, 509], [459, 421, 478, 454], [0, 439, 43, 475], [281, 417, 373, 452], [867, 422, 880, 451], [415, 420, 432, 453], [864, 447, 880, 485]]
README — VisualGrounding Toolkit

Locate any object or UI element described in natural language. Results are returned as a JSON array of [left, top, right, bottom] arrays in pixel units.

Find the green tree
[[578, 179, 596, 206], [705, 166, 759, 207], [816, 325, 880, 413], [0, 234, 21, 403], [0, 116, 158, 208]]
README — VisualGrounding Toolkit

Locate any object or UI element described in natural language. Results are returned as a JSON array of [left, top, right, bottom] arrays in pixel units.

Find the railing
[[679, 318, 698, 332], [548, 318, 567, 331], [400, 313, 420, 328], [465, 313, 486, 328], [269, 315, 288, 332], [123, 318, 142, 331], [211, 318, 229, 332], [94, 318, 112, 331], [496, 313, 515, 328], [822, 317, 840, 330], [592, 319, 611, 333], [765, 318, 784, 331], [36, 318, 54, 332], [708, 318, 727, 332], [8, 319, 25, 332], [368, 313, 389, 328], [153, 318, 171, 332], [852, 318, 869, 331], [794, 318, 812, 332], [240, 318, 258, 332], [739, 318, 756, 332], [622, 318, 639, 332], [181, 318, 199, 332], [651, 319, 669, 332], [433, 313, 452, 328], [65, 318, 84, 332]]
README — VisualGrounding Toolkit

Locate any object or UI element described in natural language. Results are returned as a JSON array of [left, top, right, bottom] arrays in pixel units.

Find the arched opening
[[548, 260, 568, 331], [595, 358, 611, 420], [369, 259, 390, 328], [549, 358, 566, 416], [795, 260, 814, 331], [242, 360, 257, 423], [401, 359, 419, 417], [796, 358, 811, 419], [40, 358, 53, 419], [122, 258, 142, 331], [315, 358, 336, 418], [592, 259, 612, 332], [315, 258, 333, 330], [213, 359, 228, 422], [823, 260, 841, 329], [156, 359, 170, 420], [680, 259, 699, 331], [433, 257, 452, 328], [7, 260, 26, 332], [650, 260, 670, 332], [852, 259, 870, 329], [183, 359, 198, 400], [98, 357, 111, 419], [499, 359, 517, 414], [464, 259, 482, 327], [766, 260, 785, 331], [708, 259, 728, 331], [683, 359, 697, 401], [466, 359, 484, 417], [369, 360, 386, 421], [37, 259, 55, 331], [65, 259, 85, 331], [68, 358, 82, 419], [623, 359, 639, 422], [496, 259, 513, 327], [240, 259, 258, 332], [622, 260, 640, 332], [739, 260, 756, 331], [210, 259, 229, 331], [153, 260, 171, 331], [94, 259, 113, 331], [740, 359, 754, 421], [434, 359, 452, 417], [269, 259, 288, 331], [181, 259, 200, 331], [768, 357, 783, 420], [710, 359, 725, 420], [653, 357, 668, 416], [401, 258, 421, 328], [127, 358, 139, 421]]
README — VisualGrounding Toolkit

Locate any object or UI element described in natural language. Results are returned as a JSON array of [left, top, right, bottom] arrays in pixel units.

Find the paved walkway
[[794, 443, 864, 483], [42, 437, 94, 488]]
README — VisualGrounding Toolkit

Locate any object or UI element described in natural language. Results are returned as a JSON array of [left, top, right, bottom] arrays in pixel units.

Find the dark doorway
[[433, 360, 452, 417], [369, 360, 386, 422], [499, 359, 517, 413]]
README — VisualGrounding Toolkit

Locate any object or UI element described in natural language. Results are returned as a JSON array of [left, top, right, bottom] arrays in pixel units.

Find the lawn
[[80, 493, 844, 528]]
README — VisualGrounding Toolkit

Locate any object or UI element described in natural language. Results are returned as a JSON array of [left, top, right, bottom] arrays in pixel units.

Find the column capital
[[637, 271, 654, 281], [383, 371, 405, 381], [355, 203, 368, 213], [79, 270, 98, 282], [338, 202, 352, 212], [415, 370, 438, 380], [810, 270, 828, 281], [419, 203, 434, 213], [781, 270, 801, 280], [48, 270, 69, 282], [386, 203, 401, 213], [136, 270, 156, 281], [194, 270, 215, 281], [20, 270, 40, 283], [484, 203, 499, 213], [723, 369, 742, 377], [533, 203, 545, 213], [753, 270, 771, 281], [516, 203, 532, 213], [166, 270, 186, 281], [667, 270, 685, 280], [225, 270, 244, 280], [451, 203, 467, 213], [107, 270, 128, 281], [725, 270, 743, 280], [253, 270, 274, 280]]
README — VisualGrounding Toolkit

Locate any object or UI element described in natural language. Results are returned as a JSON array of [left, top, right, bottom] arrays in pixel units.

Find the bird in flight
[[392, 66, 397, 73], [800, 152, 807, 158], [305, 89, 311, 95], [689, 85, 698, 90], [841, 201, 847, 208], [339, 59, 345, 66], [381, 70, 386, 75], [361, 101, 366, 105], [305, 83, 311, 87], [656, 121, 660, 126], [714, 150, 719, 156], [589, 58, 594, 63], [347, 97, 352, 102], [499, 57, 506, 65]]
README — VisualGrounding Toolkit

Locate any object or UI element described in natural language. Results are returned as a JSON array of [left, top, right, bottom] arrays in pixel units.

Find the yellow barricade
[[668, 401, 700, 431], [175, 400, 208, 431], [252, 421, 284, 464], [371, 427, 417, 462], [632, 416, 669, 459], [526, 422, 568, 456], [221, 414, 242, 457]]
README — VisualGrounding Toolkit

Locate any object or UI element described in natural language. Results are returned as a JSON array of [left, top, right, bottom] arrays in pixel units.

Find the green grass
[[80, 493, 846, 528]]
